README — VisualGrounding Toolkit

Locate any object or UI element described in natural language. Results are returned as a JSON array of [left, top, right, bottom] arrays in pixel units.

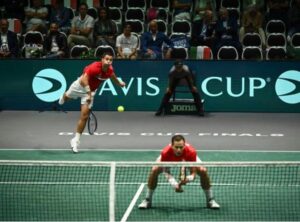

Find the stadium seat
[[70, 45, 89, 59], [266, 46, 286, 60], [266, 33, 286, 48], [242, 46, 263, 60], [103, 0, 123, 9], [217, 46, 239, 60], [108, 8, 122, 28], [127, 0, 147, 11], [126, 20, 144, 35], [265, 20, 286, 36], [150, 0, 170, 11], [242, 32, 262, 48], [94, 45, 116, 58], [291, 33, 300, 48], [125, 8, 145, 22], [87, 7, 98, 20], [23, 31, 44, 45], [170, 47, 189, 59], [171, 20, 192, 37]]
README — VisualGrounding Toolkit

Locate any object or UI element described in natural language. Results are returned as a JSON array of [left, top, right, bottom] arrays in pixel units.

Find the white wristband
[[168, 177, 178, 188], [84, 85, 90, 92], [186, 175, 195, 182]]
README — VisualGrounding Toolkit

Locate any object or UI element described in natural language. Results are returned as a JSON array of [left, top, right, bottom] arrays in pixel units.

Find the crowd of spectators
[[0, 0, 299, 60]]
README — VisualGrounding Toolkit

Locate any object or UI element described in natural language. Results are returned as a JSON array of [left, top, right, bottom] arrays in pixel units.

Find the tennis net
[[0, 161, 299, 221]]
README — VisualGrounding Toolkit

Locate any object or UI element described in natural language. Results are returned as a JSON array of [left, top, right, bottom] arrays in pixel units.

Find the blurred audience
[[193, 0, 217, 22], [214, 7, 242, 57], [4, 0, 27, 21], [43, 22, 68, 59], [67, 2, 94, 49], [93, 7, 117, 48], [0, 18, 19, 58], [242, 0, 265, 12], [287, 0, 300, 41], [49, 0, 72, 34], [140, 20, 173, 59], [116, 23, 138, 59], [24, 0, 48, 34], [192, 9, 216, 48], [239, 5, 266, 48], [172, 0, 193, 21], [265, 0, 289, 26]]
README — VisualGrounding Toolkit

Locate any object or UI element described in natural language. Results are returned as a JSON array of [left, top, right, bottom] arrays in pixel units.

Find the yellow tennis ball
[[117, 105, 124, 112]]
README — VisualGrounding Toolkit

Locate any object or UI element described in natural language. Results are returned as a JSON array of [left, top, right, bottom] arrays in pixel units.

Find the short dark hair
[[101, 52, 113, 58], [171, 135, 185, 144], [79, 2, 88, 9]]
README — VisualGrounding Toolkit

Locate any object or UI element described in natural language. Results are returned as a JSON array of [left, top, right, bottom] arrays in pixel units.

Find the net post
[[109, 162, 116, 222]]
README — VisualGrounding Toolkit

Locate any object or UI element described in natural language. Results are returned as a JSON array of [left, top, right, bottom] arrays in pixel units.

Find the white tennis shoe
[[138, 199, 151, 209], [207, 199, 220, 209], [70, 138, 80, 153], [58, 94, 65, 105]]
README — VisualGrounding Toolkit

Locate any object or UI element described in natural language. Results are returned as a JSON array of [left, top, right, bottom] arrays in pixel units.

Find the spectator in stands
[[140, 20, 173, 59], [265, 0, 289, 26], [172, 0, 193, 21], [0, 18, 19, 58], [192, 9, 216, 48], [192, 0, 217, 22], [116, 23, 138, 59], [67, 2, 94, 49], [43, 22, 68, 59], [242, 0, 265, 12], [155, 60, 204, 116], [24, 0, 48, 34], [239, 5, 266, 48], [287, 0, 300, 42], [4, 0, 27, 21], [49, 0, 72, 34], [214, 7, 242, 58], [93, 7, 117, 48]]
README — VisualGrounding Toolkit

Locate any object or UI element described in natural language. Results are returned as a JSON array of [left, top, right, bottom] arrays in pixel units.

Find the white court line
[[120, 183, 145, 222], [0, 148, 300, 153]]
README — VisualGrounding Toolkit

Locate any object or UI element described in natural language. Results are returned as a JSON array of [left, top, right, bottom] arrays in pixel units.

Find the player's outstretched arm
[[111, 73, 126, 87]]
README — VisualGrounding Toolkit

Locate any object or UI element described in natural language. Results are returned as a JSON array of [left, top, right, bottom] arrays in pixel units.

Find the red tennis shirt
[[160, 143, 197, 162], [83, 62, 114, 91]]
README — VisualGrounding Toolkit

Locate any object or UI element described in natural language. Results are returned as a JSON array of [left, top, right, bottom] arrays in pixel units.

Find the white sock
[[204, 189, 213, 201], [75, 132, 81, 141], [146, 188, 154, 201]]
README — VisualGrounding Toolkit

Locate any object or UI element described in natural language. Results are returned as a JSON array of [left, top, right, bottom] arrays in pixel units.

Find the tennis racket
[[88, 110, 98, 135]]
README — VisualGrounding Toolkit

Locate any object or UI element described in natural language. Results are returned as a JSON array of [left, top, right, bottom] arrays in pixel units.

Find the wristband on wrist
[[186, 175, 195, 182], [168, 177, 178, 188]]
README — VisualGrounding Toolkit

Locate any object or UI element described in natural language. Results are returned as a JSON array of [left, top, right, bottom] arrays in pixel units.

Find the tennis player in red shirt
[[58, 52, 126, 153], [138, 135, 220, 209]]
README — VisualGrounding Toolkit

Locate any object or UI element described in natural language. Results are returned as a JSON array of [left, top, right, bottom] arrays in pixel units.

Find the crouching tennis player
[[58, 52, 126, 153], [138, 135, 220, 209]]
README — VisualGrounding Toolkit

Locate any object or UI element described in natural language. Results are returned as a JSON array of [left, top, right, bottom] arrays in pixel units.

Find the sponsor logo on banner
[[32, 69, 66, 102], [275, 70, 300, 104]]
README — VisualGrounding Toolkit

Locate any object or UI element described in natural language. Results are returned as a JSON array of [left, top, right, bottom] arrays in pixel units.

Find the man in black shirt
[[155, 60, 204, 116]]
